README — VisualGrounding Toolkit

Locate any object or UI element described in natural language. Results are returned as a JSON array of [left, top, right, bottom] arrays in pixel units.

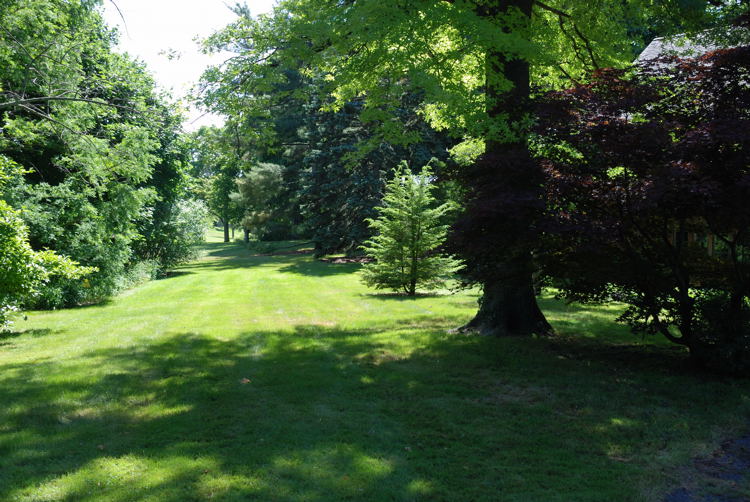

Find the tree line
[[195, 0, 750, 374], [2, 0, 749, 375], [1, 0, 209, 328]]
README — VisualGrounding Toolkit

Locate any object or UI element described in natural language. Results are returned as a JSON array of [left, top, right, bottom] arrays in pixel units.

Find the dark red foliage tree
[[535, 47, 750, 374]]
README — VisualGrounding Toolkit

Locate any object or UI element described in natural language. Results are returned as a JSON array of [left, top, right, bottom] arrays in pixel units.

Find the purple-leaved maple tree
[[536, 46, 750, 374]]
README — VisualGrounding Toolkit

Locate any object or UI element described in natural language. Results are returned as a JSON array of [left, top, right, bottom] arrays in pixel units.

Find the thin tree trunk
[[457, 0, 553, 337], [244, 229, 250, 243], [223, 221, 230, 243]]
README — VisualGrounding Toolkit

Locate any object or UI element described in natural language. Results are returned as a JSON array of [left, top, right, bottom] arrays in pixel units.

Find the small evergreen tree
[[361, 162, 461, 296]]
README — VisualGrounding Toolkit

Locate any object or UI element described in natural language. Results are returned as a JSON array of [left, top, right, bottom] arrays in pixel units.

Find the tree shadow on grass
[[156, 271, 194, 280], [196, 241, 248, 259], [546, 335, 694, 376], [538, 295, 625, 316], [0, 320, 746, 501], [0, 328, 63, 348], [363, 292, 448, 301], [162, 241, 324, 276], [278, 259, 360, 277], [1, 331, 24, 343], [61, 299, 114, 312], [176, 254, 292, 273], [538, 296, 646, 345]]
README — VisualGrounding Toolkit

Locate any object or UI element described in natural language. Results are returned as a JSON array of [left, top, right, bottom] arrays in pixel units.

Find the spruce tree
[[361, 162, 461, 296]]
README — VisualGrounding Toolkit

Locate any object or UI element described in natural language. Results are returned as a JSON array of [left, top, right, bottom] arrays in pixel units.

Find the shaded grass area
[[1, 230, 749, 501]]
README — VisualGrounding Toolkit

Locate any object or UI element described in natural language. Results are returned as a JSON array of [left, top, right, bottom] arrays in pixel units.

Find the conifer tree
[[361, 162, 461, 296]]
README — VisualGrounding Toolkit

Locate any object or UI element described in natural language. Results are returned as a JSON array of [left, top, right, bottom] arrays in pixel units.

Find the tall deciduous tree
[[200, 0, 736, 336], [1, 0, 199, 306]]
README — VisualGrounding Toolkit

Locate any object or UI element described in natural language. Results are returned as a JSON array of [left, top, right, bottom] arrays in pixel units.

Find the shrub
[[0, 200, 92, 329]]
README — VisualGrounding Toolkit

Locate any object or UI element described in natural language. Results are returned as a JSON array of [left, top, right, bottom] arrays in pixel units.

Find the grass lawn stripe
[[0, 230, 748, 501]]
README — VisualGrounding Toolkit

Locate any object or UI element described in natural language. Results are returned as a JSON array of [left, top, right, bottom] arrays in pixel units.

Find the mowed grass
[[1, 230, 749, 502]]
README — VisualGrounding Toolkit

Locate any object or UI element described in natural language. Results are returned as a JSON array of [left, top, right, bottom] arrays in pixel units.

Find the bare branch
[[107, 0, 131, 38]]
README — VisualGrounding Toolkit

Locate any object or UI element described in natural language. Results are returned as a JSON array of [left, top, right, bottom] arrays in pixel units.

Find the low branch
[[533, 0, 572, 18], [0, 95, 134, 111], [572, 23, 600, 69], [533, 0, 600, 69], [650, 309, 687, 345], [556, 63, 582, 85]]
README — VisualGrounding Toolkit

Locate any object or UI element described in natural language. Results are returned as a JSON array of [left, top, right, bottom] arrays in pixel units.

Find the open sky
[[101, 0, 276, 131]]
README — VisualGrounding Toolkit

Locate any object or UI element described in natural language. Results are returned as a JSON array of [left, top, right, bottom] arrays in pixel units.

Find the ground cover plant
[[1, 231, 749, 501]]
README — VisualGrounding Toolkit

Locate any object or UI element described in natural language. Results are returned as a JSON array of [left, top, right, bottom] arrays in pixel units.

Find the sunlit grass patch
[[1, 234, 748, 501]]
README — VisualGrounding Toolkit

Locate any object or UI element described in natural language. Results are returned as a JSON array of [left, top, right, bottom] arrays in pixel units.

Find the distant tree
[[299, 98, 386, 257], [233, 163, 285, 241], [209, 165, 243, 242], [361, 162, 461, 296], [189, 126, 245, 242], [299, 92, 457, 257], [536, 47, 750, 374]]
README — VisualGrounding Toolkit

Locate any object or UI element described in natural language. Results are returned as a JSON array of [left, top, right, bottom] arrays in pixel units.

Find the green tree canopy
[[1, 0, 200, 307], [199, 0, 742, 335]]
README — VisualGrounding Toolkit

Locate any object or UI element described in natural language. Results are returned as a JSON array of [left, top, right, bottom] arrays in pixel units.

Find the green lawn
[[1, 230, 749, 501]]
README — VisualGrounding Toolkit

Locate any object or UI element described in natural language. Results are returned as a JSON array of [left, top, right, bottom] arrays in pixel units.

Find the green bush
[[0, 200, 92, 329], [135, 199, 211, 275]]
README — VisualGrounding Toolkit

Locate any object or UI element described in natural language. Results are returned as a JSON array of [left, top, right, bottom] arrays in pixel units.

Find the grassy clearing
[[1, 230, 749, 501]]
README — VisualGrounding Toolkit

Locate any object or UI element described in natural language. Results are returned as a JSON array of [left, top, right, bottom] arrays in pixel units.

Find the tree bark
[[244, 229, 250, 243], [223, 220, 230, 243], [462, 261, 553, 337], [458, 0, 553, 337]]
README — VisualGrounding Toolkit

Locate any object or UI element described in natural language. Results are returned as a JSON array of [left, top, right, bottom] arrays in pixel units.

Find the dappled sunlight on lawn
[[2, 239, 749, 501]]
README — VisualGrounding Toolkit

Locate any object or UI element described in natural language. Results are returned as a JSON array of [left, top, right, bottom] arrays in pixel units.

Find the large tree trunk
[[223, 220, 230, 243], [462, 259, 552, 337], [455, 0, 553, 337]]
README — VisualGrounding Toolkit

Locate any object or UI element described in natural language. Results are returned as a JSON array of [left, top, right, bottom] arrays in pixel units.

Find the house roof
[[636, 29, 750, 64], [636, 37, 720, 63]]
